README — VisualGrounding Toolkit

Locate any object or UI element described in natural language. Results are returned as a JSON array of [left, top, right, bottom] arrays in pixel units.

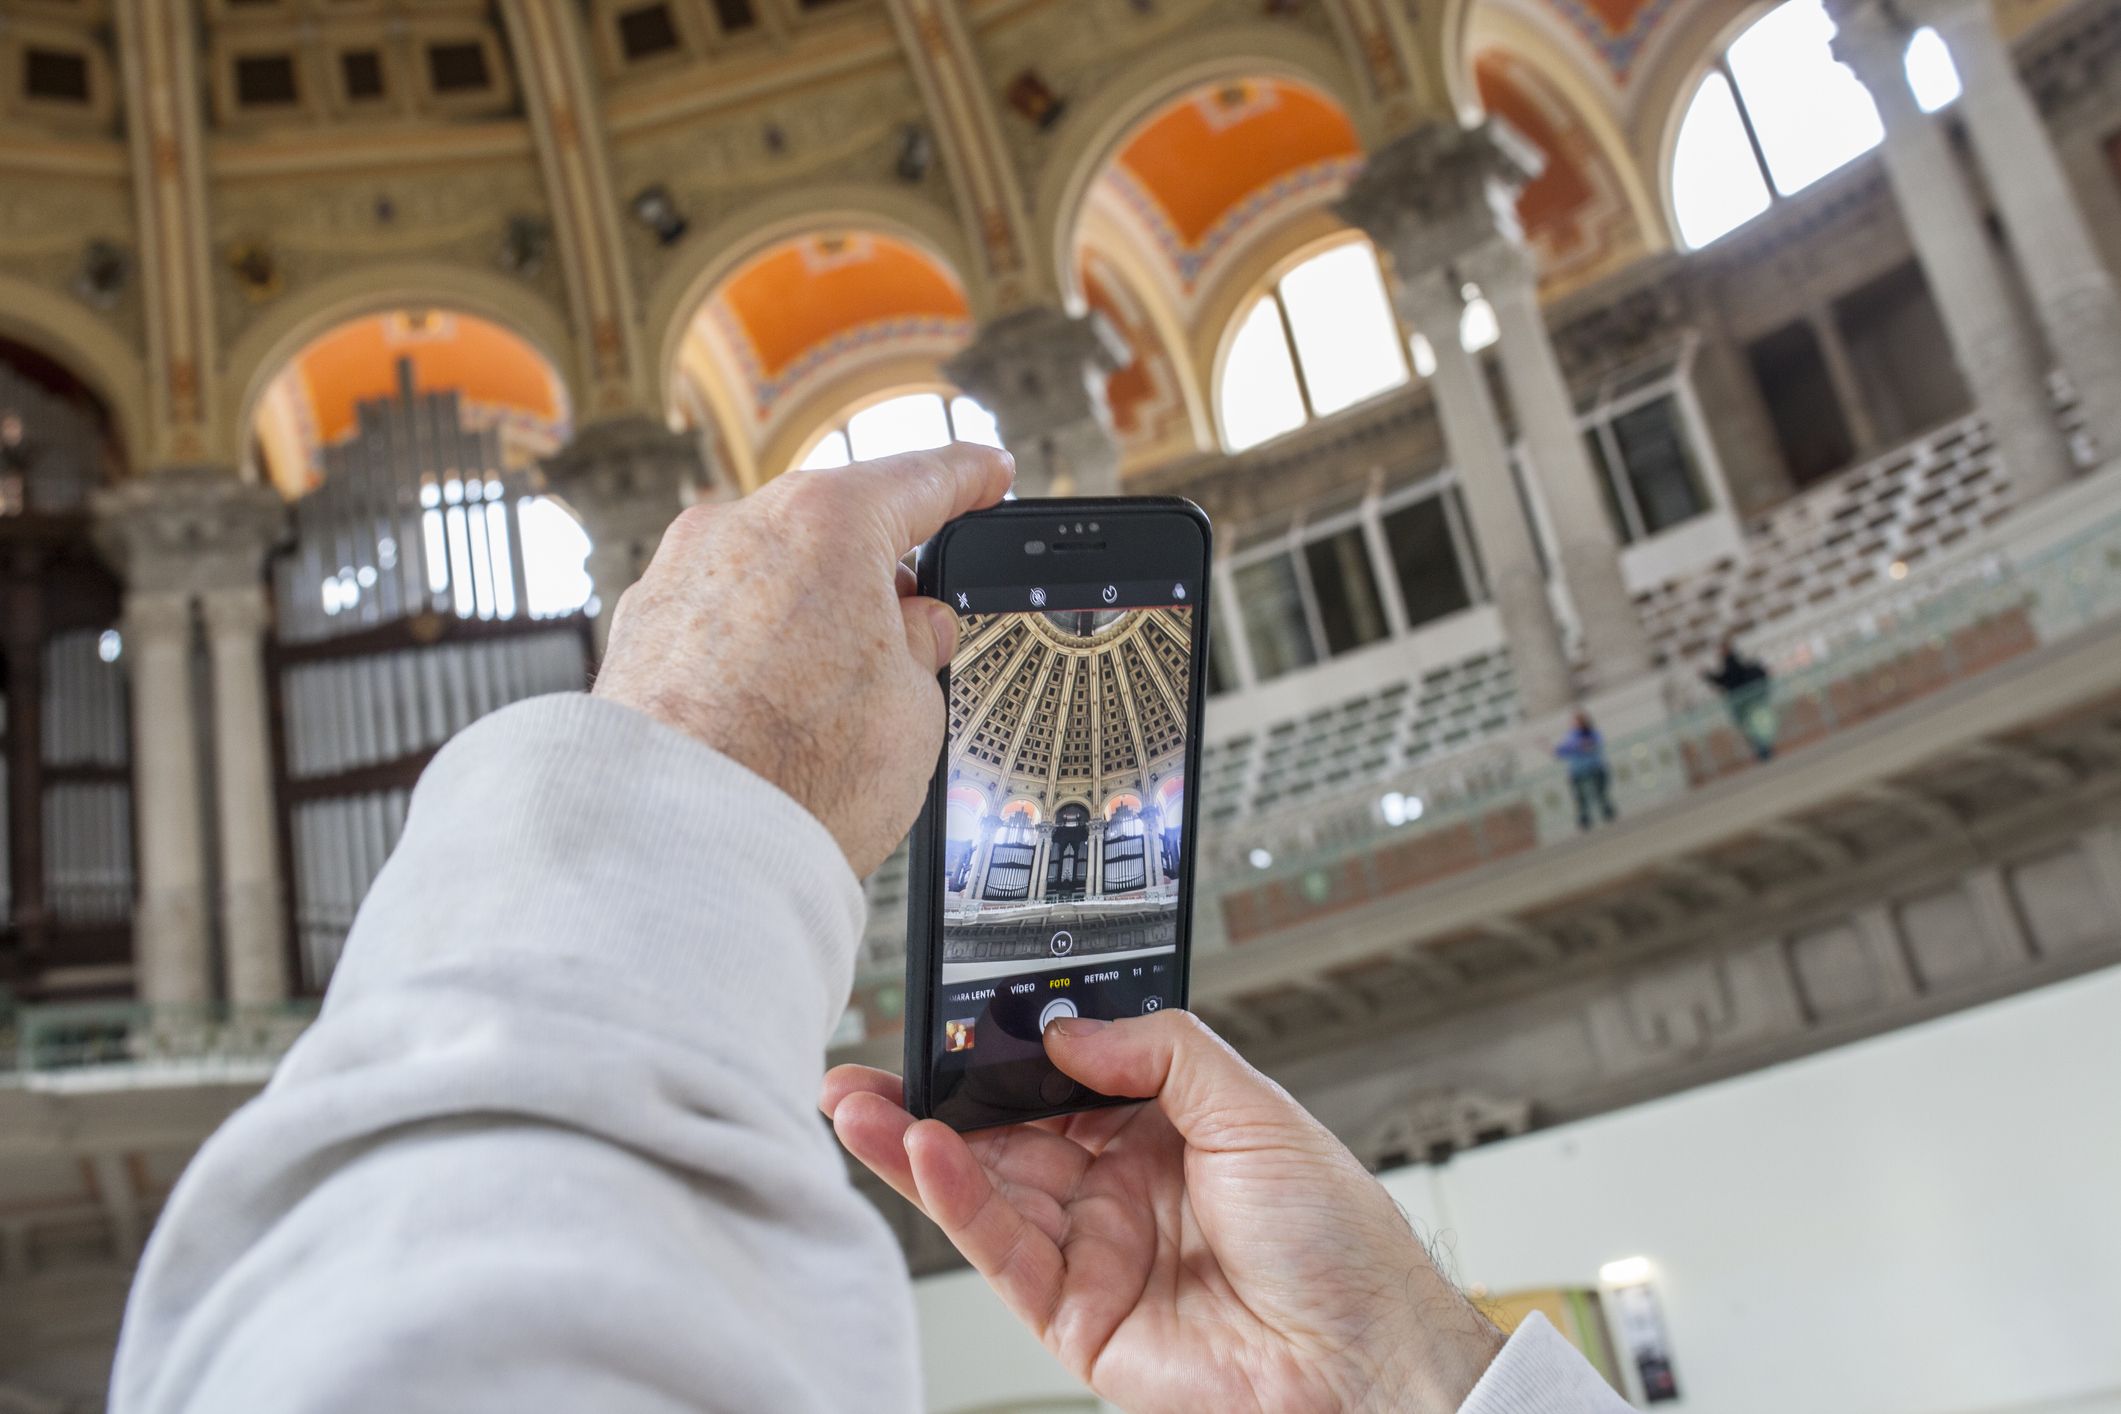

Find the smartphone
[[903, 497, 1213, 1130]]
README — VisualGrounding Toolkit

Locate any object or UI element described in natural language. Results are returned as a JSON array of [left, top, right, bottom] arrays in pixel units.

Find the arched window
[[1216, 240, 1502, 452], [1671, 0, 1961, 249], [795, 390, 1001, 471], [1218, 239, 1412, 451]]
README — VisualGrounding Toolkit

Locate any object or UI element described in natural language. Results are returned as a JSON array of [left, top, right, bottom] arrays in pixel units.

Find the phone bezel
[[904, 496, 1214, 1131]]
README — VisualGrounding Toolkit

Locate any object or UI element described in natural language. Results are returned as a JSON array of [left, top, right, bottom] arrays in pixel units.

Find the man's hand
[[593, 444, 1013, 876], [823, 1012, 1506, 1414]]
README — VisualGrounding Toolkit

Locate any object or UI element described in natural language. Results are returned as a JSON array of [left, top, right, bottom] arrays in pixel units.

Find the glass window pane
[[1409, 332, 1437, 378], [1218, 297, 1308, 451], [1382, 496, 1473, 630], [1278, 243, 1407, 416], [1460, 292, 1498, 352], [1232, 553, 1318, 680], [1727, 0, 1882, 196], [949, 395, 1003, 447], [1302, 526, 1389, 655], [1672, 70, 1773, 248], [1905, 26, 1960, 113], [847, 392, 950, 460], [1610, 396, 1710, 535], [517, 495, 594, 618], [797, 429, 852, 470]]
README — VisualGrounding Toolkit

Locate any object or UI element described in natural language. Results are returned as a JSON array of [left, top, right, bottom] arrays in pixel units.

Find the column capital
[[943, 307, 1127, 437], [943, 306, 1128, 496], [1456, 237, 1539, 302], [1335, 119, 1542, 276], [1825, 0, 1914, 85], [198, 581, 272, 640], [120, 588, 193, 643], [541, 413, 713, 530], [1387, 264, 1466, 334], [93, 466, 287, 597]]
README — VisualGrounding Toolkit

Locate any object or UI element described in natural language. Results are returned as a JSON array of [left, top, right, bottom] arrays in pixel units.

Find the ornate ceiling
[[1087, 78, 1364, 299], [678, 231, 972, 448], [946, 607, 1193, 809]]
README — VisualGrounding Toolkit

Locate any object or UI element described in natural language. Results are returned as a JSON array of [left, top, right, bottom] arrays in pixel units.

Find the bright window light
[[1380, 791, 1426, 826], [1600, 1256, 1653, 1287], [1219, 297, 1308, 451], [1672, 71, 1773, 248], [798, 429, 852, 470], [1904, 25, 1961, 112], [1247, 847, 1274, 870], [517, 495, 593, 618], [848, 392, 951, 461], [1460, 291, 1499, 353], [949, 395, 1003, 448], [1728, 0, 1883, 195], [1278, 242, 1408, 416], [1409, 332, 1438, 378]]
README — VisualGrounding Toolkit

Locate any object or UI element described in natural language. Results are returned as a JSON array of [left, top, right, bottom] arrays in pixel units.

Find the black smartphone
[[903, 497, 1213, 1130]]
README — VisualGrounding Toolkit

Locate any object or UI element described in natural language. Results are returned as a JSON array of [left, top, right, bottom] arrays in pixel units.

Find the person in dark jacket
[[1555, 710, 1618, 831], [1704, 635, 1777, 761]]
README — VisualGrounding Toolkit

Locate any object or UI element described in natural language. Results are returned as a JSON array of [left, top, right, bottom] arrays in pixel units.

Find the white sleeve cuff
[[1461, 1312, 1636, 1414]]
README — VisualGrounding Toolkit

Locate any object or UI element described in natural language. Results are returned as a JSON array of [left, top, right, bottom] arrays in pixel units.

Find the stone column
[[1462, 237, 1655, 681], [943, 307, 1129, 497], [1087, 826, 1105, 899], [118, 590, 209, 1007], [95, 467, 286, 1009], [1030, 824, 1051, 902], [200, 584, 286, 1006], [1390, 269, 1576, 716], [1830, 0, 2077, 501], [541, 415, 712, 649], [1904, 0, 2121, 463]]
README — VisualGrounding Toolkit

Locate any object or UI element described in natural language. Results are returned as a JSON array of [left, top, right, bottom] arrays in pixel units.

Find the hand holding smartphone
[[903, 498, 1213, 1130]]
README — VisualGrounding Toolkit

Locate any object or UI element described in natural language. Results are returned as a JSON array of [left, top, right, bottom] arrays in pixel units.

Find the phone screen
[[929, 579, 1196, 1091]]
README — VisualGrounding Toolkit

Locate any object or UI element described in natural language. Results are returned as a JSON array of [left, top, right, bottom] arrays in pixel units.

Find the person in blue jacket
[[1556, 710, 1618, 831]]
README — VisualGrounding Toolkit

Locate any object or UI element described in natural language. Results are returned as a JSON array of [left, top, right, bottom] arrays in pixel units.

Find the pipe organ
[[271, 362, 592, 990], [0, 361, 134, 1002]]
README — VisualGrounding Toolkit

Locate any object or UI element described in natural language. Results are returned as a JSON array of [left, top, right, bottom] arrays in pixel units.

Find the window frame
[[788, 386, 999, 474], [1569, 337, 1724, 546], [1215, 471, 1488, 690], [1667, 2, 1960, 250], [1214, 237, 1415, 452]]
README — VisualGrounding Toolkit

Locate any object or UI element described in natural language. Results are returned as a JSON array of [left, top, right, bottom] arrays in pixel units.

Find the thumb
[[1044, 1010, 1316, 1151], [902, 596, 960, 672]]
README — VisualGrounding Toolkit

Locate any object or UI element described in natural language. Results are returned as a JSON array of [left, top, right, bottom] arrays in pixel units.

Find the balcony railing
[[4, 1000, 320, 1083]]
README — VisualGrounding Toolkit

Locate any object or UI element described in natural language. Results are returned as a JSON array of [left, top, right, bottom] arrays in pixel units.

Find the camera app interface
[[935, 580, 1193, 1076]]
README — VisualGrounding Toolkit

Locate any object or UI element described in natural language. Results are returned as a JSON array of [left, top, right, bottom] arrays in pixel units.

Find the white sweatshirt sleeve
[[110, 694, 1630, 1414], [1464, 1314, 1639, 1413], [110, 694, 920, 1414]]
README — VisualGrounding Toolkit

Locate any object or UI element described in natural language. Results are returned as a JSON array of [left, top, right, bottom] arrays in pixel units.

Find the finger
[[833, 1091, 921, 1207], [821, 1064, 902, 1118], [906, 1119, 1066, 1331], [832, 443, 1014, 559], [902, 596, 961, 672], [895, 560, 919, 599], [1044, 1011, 1312, 1152]]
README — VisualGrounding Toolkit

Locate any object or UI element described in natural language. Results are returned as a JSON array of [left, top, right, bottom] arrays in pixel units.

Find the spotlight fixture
[[499, 214, 552, 275], [72, 239, 129, 311], [895, 124, 935, 184], [227, 240, 281, 303], [630, 184, 689, 246], [1005, 71, 1066, 130]]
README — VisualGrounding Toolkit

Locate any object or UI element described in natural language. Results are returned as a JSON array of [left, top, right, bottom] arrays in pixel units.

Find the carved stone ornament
[[1334, 119, 1545, 277], [91, 466, 288, 597], [1357, 1087, 1534, 1169], [942, 306, 1128, 445]]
